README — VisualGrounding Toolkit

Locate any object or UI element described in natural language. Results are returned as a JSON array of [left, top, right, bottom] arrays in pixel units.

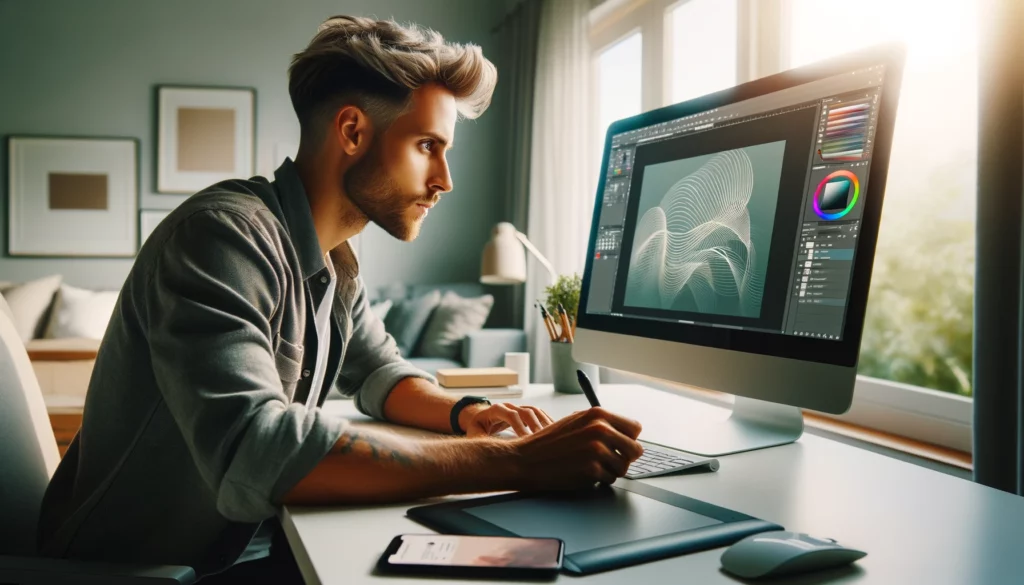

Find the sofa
[[0, 276, 103, 403], [370, 282, 526, 375], [1, 276, 525, 401]]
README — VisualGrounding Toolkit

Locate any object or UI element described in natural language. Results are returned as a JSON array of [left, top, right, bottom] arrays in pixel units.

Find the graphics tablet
[[407, 479, 782, 575]]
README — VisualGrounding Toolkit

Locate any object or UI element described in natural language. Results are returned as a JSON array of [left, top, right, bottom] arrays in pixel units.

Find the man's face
[[343, 84, 456, 241]]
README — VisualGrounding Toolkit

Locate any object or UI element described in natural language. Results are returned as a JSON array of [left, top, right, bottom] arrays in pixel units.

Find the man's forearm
[[382, 376, 481, 434], [281, 426, 518, 506]]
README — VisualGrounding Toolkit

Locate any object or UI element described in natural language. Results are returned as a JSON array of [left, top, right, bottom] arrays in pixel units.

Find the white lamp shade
[[480, 222, 527, 284]]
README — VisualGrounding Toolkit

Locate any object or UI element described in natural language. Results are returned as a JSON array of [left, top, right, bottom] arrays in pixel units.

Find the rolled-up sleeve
[[338, 279, 436, 420], [146, 209, 347, 523]]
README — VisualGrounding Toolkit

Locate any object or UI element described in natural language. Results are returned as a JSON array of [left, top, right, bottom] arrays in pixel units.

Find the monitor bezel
[[576, 43, 906, 368]]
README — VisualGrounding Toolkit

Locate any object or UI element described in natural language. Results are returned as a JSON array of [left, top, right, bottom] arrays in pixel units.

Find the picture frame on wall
[[156, 85, 255, 194], [7, 135, 139, 257], [139, 209, 171, 247]]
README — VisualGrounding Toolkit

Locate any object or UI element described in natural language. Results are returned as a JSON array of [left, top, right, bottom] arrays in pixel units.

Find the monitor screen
[[580, 48, 900, 367]]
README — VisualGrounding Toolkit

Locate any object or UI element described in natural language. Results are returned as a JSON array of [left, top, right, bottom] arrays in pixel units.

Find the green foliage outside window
[[858, 182, 974, 397]]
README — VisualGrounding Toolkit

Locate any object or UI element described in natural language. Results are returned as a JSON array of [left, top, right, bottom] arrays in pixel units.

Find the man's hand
[[283, 406, 643, 506], [459, 402, 555, 437], [509, 407, 643, 490], [384, 378, 559, 437]]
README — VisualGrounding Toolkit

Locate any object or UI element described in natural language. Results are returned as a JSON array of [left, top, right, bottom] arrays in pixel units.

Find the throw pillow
[[369, 299, 393, 322], [45, 284, 119, 340], [0, 294, 15, 326], [0, 274, 62, 342], [383, 289, 442, 357], [416, 291, 494, 360]]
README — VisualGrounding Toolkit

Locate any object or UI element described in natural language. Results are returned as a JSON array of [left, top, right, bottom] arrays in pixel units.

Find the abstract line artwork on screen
[[626, 149, 766, 317]]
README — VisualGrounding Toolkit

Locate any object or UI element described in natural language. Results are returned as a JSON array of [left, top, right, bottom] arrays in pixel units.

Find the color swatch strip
[[820, 98, 873, 162]]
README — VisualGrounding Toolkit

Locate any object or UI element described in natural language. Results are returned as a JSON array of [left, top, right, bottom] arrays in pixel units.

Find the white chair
[[0, 297, 195, 584]]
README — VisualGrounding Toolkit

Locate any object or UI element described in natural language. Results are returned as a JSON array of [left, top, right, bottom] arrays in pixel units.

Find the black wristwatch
[[450, 395, 491, 435]]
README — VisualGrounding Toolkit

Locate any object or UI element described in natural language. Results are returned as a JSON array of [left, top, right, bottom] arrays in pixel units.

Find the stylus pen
[[576, 369, 601, 408]]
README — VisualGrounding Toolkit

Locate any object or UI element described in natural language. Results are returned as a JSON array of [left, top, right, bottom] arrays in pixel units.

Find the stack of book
[[436, 367, 523, 399]]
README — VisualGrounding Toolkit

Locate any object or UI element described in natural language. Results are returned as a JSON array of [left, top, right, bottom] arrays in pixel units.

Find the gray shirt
[[37, 159, 435, 577], [238, 251, 337, 566]]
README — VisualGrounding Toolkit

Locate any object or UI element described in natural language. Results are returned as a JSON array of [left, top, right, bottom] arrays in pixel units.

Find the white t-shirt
[[306, 255, 337, 408]]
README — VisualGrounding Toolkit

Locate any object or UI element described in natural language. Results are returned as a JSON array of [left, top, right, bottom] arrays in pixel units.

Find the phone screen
[[389, 534, 562, 569]]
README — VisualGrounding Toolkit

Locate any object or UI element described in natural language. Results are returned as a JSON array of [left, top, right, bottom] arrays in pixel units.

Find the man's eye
[[419, 140, 434, 152]]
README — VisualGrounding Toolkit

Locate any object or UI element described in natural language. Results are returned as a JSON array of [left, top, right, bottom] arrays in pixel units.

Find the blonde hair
[[289, 15, 497, 143]]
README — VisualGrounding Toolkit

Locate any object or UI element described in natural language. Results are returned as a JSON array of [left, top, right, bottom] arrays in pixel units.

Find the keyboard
[[626, 443, 720, 479]]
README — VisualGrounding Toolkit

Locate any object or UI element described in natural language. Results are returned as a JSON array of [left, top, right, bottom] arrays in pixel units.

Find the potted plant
[[542, 273, 581, 332], [542, 274, 598, 394]]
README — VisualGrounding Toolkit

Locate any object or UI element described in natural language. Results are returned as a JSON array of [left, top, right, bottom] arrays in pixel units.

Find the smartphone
[[377, 534, 564, 580]]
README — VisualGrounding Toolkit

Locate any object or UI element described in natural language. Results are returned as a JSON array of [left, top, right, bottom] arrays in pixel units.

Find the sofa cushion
[[25, 337, 101, 354], [0, 294, 14, 326], [405, 357, 462, 376], [25, 338, 100, 399], [369, 299, 393, 322], [409, 282, 485, 301], [45, 284, 119, 340], [416, 291, 494, 361], [0, 274, 62, 342], [383, 289, 441, 357]]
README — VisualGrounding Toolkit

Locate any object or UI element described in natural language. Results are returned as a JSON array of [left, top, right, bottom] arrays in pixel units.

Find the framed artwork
[[139, 209, 171, 247], [156, 85, 255, 193], [7, 135, 139, 257]]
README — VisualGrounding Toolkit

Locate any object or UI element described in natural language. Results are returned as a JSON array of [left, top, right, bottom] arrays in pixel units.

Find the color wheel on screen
[[813, 170, 860, 220]]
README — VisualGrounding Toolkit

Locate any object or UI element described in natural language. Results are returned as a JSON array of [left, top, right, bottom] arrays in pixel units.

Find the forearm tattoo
[[335, 429, 417, 468]]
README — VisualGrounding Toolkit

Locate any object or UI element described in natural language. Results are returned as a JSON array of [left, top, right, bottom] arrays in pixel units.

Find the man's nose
[[430, 157, 453, 193]]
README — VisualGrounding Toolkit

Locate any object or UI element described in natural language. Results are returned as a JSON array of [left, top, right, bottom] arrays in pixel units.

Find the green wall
[[0, 0, 513, 320]]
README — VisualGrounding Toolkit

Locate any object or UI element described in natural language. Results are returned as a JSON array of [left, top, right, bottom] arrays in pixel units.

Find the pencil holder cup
[[550, 341, 599, 394]]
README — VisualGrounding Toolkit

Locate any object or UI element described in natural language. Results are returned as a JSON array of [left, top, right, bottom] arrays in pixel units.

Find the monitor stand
[[645, 396, 804, 457]]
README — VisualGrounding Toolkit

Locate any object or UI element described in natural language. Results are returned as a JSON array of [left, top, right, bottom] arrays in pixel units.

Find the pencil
[[539, 303, 559, 342], [549, 310, 563, 341], [536, 302, 556, 341], [558, 304, 574, 343], [541, 305, 563, 342]]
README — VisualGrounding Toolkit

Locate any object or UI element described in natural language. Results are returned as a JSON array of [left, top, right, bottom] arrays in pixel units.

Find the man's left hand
[[459, 402, 555, 437]]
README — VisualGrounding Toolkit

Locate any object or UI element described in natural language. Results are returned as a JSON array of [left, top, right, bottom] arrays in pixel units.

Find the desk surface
[[282, 384, 1024, 584]]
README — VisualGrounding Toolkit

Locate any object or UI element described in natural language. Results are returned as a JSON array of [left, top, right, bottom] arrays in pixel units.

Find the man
[[38, 15, 643, 583]]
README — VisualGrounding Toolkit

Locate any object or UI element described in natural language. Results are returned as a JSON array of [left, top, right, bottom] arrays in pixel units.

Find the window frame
[[587, 0, 974, 454]]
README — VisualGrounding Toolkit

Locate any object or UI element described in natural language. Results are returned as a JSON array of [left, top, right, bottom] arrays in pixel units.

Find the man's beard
[[343, 145, 431, 242]]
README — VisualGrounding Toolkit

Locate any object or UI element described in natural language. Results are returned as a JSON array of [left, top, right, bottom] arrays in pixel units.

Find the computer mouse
[[720, 531, 866, 579]]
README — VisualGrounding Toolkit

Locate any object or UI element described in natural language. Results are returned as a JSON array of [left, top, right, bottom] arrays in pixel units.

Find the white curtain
[[525, 0, 595, 382]]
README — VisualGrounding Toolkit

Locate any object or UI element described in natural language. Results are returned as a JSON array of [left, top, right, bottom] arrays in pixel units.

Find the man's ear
[[333, 105, 373, 156]]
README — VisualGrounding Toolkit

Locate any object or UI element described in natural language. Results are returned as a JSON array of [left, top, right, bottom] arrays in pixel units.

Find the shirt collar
[[273, 157, 359, 281]]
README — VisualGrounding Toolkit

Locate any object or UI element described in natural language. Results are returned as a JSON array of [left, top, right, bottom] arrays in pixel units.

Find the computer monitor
[[574, 44, 906, 456]]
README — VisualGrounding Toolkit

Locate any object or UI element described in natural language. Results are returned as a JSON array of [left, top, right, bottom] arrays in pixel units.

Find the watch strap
[[450, 395, 491, 435]]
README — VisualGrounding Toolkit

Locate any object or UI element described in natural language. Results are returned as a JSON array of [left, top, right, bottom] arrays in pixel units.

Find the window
[[596, 32, 643, 142], [789, 0, 978, 398], [669, 0, 737, 102]]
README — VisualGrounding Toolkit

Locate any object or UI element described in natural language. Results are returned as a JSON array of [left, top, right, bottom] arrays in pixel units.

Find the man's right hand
[[284, 406, 643, 506], [507, 407, 644, 490]]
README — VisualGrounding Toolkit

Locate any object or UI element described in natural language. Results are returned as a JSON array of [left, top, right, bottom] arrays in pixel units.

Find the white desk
[[282, 384, 1024, 584]]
